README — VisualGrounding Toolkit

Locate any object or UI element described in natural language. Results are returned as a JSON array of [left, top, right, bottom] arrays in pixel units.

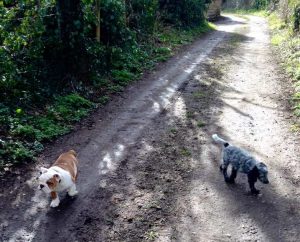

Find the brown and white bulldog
[[38, 150, 79, 207]]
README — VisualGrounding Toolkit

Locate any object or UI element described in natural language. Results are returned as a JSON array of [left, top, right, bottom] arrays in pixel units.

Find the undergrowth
[[0, 21, 215, 171], [268, 13, 300, 126], [0, 94, 94, 169]]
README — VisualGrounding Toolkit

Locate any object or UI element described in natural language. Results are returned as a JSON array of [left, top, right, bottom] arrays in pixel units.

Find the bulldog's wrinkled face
[[38, 167, 60, 193]]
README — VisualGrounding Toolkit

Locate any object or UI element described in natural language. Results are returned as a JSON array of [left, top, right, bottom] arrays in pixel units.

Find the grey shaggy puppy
[[212, 134, 269, 194]]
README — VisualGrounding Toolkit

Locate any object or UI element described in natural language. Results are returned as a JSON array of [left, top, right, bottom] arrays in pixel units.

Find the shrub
[[0, 140, 34, 166]]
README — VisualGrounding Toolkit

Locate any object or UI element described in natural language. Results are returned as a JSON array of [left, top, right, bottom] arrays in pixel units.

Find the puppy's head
[[256, 162, 269, 184], [38, 167, 61, 193]]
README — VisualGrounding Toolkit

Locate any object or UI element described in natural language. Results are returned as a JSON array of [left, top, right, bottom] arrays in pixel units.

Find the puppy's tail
[[212, 134, 229, 147]]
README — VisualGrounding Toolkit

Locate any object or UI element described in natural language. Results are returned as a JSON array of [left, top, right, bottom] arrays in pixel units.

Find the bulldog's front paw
[[50, 198, 60, 207], [68, 184, 78, 197], [68, 190, 78, 197]]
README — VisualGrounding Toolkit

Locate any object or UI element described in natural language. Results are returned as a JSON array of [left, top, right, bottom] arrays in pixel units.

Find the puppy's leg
[[248, 172, 259, 194], [221, 156, 233, 183], [228, 167, 237, 183], [68, 183, 78, 197], [219, 150, 225, 172], [220, 164, 224, 171], [50, 191, 60, 207], [222, 165, 231, 183]]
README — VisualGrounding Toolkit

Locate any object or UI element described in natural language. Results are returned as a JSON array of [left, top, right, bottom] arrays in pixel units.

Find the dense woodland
[[0, 0, 212, 167], [0, 0, 299, 169], [0, 0, 210, 104]]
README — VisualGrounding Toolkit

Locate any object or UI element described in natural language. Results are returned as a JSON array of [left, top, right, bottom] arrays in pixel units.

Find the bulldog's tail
[[69, 149, 77, 157], [212, 134, 229, 147]]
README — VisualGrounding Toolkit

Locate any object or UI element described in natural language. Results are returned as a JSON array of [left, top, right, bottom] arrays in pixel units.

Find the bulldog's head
[[38, 167, 61, 193]]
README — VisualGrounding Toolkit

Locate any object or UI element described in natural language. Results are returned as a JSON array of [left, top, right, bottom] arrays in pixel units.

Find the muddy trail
[[1, 15, 299, 242]]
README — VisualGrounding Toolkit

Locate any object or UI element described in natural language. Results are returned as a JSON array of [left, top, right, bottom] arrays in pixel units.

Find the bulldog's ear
[[40, 167, 48, 174], [53, 174, 61, 182]]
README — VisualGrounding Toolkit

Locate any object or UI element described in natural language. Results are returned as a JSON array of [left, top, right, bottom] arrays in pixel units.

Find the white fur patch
[[38, 166, 75, 193]]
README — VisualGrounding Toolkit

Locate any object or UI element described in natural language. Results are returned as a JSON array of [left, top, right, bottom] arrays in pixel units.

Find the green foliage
[[0, 94, 94, 169], [153, 46, 172, 62], [112, 70, 137, 86], [253, 0, 270, 9], [159, 0, 209, 27], [49, 94, 94, 122], [98, 95, 110, 105], [222, 9, 269, 17], [269, 13, 300, 79], [229, 0, 300, 34], [100, 0, 129, 46], [268, 12, 300, 121], [0, 0, 213, 169], [0, 0, 211, 108], [292, 3, 300, 32], [0, 1, 51, 106], [0, 141, 34, 166], [126, 0, 159, 35], [108, 84, 124, 93], [223, 0, 271, 11], [154, 46, 172, 55], [32, 117, 70, 141], [13, 125, 42, 141]]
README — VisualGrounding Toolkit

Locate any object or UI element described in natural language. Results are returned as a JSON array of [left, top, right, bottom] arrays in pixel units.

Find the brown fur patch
[[47, 176, 59, 190], [53, 150, 79, 182], [50, 191, 57, 199]]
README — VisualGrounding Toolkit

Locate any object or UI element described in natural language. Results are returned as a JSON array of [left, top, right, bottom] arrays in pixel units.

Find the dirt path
[[1, 15, 299, 242]]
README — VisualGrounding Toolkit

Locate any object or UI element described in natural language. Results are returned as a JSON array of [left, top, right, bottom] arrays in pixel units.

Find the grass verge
[[267, 13, 300, 129]]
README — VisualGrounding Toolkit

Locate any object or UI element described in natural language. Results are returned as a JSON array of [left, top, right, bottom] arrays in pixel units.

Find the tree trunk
[[56, 0, 87, 80], [96, 0, 101, 42]]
